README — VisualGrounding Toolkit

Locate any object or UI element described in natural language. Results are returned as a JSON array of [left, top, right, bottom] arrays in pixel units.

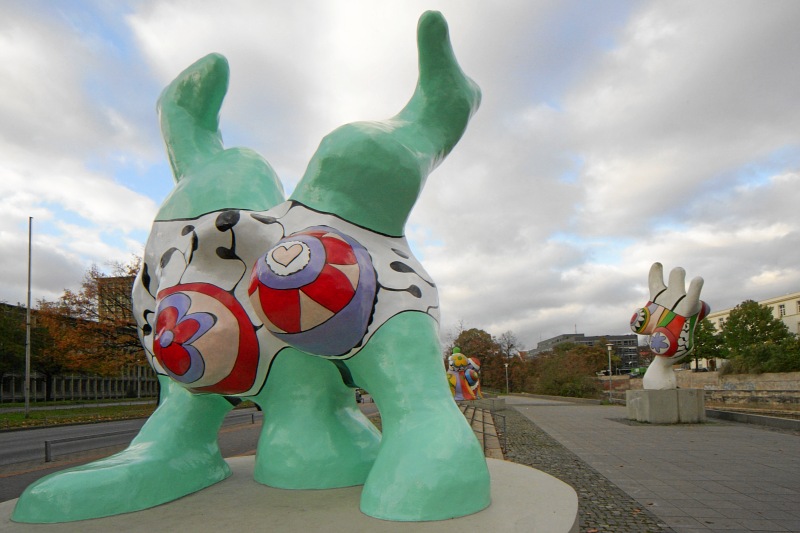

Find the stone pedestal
[[0, 457, 578, 533], [627, 388, 705, 424]]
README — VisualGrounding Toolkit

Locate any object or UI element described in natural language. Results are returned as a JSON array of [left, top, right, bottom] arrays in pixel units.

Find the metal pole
[[504, 363, 509, 394], [24, 217, 32, 418], [606, 343, 613, 402]]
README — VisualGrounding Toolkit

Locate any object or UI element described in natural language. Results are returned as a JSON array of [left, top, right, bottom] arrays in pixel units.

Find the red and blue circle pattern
[[154, 282, 259, 394], [249, 226, 377, 356]]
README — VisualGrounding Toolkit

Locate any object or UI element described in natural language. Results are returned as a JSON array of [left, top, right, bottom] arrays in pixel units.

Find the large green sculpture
[[13, 11, 489, 523]]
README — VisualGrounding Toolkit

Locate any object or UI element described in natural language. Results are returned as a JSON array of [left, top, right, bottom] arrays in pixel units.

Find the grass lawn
[[0, 400, 261, 430], [0, 397, 156, 409], [0, 403, 157, 430]]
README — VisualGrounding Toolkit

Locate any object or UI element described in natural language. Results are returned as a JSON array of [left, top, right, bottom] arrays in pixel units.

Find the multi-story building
[[96, 275, 156, 398], [706, 290, 800, 336], [96, 275, 136, 322], [531, 333, 640, 368]]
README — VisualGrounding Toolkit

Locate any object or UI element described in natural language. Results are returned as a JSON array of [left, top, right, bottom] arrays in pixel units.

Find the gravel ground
[[502, 406, 674, 533]]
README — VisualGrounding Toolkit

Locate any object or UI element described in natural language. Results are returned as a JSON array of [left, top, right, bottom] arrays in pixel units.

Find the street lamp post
[[24, 217, 32, 418], [504, 363, 509, 395], [606, 343, 614, 403]]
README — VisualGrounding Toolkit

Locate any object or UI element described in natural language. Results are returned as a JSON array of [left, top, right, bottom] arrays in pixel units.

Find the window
[[796, 300, 800, 313], [779, 304, 786, 317]]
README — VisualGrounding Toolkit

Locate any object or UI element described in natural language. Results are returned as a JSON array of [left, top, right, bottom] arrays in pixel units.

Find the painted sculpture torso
[[135, 202, 438, 396]]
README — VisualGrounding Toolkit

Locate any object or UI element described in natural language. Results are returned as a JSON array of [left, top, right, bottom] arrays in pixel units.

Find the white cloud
[[0, 3, 161, 304], [1, 0, 798, 354]]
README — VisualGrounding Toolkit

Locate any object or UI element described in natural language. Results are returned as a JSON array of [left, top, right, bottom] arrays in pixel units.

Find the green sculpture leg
[[12, 376, 233, 523], [250, 350, 381, 489], [290, 11, 480, 237], [345, 312, 490, 521]]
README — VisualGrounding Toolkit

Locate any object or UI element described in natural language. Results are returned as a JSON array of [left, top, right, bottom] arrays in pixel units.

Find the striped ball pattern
[[249, 226, 376, 356]]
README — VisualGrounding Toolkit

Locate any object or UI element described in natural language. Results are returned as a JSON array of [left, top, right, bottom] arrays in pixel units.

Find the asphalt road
[[1, 418, 147, 467], [0, 402, 378, 504], [0, 408, 264, 503]]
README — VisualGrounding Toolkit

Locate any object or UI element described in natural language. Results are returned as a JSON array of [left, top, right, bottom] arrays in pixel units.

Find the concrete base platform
[[0, 457, 578, 533], [627, 388, 706, 424]]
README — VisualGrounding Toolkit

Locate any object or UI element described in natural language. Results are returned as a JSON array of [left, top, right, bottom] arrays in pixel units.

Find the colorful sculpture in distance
[[447, 347, 484, 400], [12, 11, 490, 524], [630, 262, 710, 390]]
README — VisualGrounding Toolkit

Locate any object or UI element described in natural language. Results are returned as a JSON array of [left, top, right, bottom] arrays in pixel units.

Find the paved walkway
[[503, 395, 800, 533]]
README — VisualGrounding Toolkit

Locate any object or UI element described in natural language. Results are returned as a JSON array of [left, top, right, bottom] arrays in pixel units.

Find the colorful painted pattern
[[631, 299, 710, 360], [249, 226, 377, 356], [134, 204, 439, 396], [154, 283, 260, 394], [447, 350, 483, 400]]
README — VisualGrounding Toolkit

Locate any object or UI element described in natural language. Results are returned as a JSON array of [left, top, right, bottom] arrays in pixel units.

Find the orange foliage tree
[[445, 327, 529, 392], [528, 343, 607, 398], [443, 324, 614, 399], [35, 258, 143, 384]]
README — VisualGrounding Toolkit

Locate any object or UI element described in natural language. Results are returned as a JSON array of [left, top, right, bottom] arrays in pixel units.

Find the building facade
[[706, 291, 800, 336], [0, 288, 158, 402], [532, 333, 640, 369], [97, 275, 137, 322]]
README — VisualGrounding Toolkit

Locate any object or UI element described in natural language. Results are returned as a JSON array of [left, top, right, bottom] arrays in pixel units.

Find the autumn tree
[[445, 327, 531, 392], [447, 328, 499, 360], [592, 337, 621, 373], [497, 331, 524, 359], [529, 343, 605, 398], [448, 328, 507, 390], [0, 303, 26, 380], [36, 258, 143, 382], [27, 310, 72, 394]]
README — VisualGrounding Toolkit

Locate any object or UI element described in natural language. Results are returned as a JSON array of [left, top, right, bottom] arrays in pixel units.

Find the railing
[[42, 410, 261, 462], [222, 411, 261, 427], [470, 397, 506, 412], [459, 403, 506, 457], [44, 429, 138, 462]]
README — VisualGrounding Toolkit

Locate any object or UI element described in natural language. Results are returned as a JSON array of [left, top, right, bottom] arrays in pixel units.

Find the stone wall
[[704, 390, 800, 412], [675, 370, 800, 391], [607, 371, 800, 413]]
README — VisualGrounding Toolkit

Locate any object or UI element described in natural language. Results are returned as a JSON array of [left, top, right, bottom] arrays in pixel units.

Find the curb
[[706, 408, 800, 431]]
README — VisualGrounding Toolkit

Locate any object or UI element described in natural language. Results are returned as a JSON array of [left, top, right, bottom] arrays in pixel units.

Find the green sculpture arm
[[156, 54, 285, 220]]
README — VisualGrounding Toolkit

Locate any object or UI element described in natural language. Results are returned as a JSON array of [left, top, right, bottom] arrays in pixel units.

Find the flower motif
[[649, 331, 671, 355], [154, 292, 216, 383]]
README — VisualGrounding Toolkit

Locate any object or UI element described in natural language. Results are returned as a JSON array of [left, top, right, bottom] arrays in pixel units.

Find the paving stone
[[502, 407, 674, 533], [505, 395, 800, 533]]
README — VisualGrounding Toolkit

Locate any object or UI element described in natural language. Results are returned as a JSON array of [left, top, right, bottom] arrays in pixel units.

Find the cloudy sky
[[2, 0, 799, 350]]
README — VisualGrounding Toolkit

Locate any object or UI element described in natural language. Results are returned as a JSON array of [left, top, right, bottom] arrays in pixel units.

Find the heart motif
[[272, 244, 303, 267]]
